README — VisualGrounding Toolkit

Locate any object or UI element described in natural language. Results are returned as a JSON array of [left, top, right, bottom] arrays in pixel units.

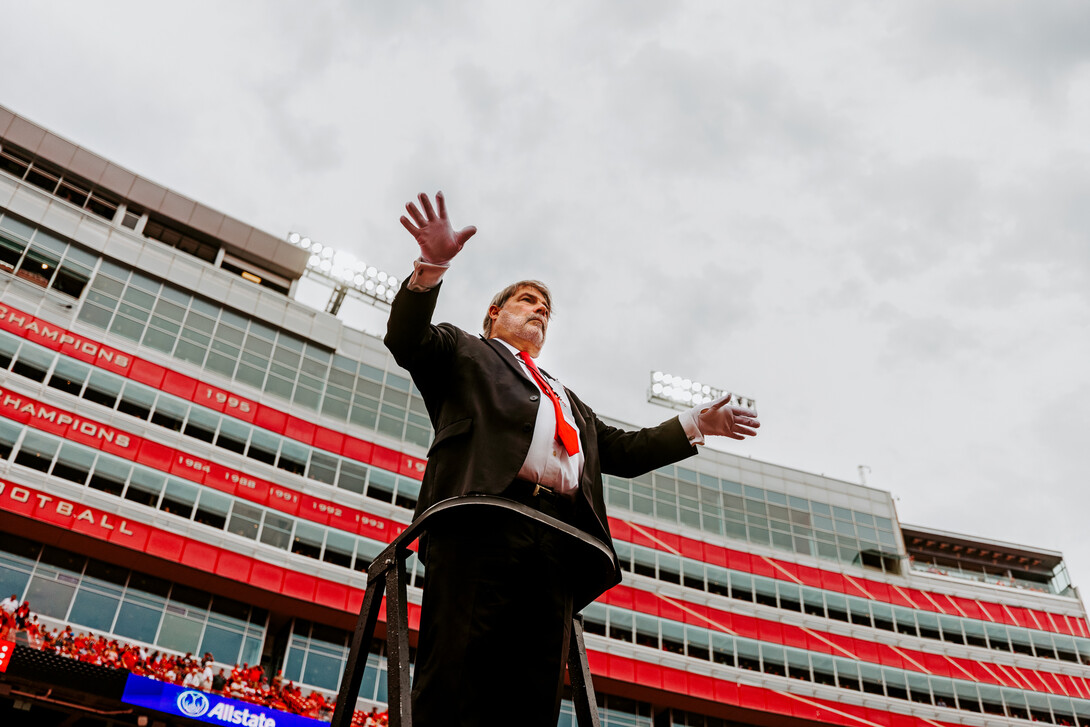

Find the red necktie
[[518, 351, 581, 456]]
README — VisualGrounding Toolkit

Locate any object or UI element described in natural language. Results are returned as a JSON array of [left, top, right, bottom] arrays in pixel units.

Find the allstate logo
[[176, 690, 210, 717]]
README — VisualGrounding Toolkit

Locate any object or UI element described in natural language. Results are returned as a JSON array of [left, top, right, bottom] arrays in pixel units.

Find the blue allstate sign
[[121, 674, 326, 727]]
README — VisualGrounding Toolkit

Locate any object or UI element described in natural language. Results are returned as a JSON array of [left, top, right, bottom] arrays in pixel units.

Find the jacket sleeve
[[384, 279, 458, 369], [566, 388, 698, 478]]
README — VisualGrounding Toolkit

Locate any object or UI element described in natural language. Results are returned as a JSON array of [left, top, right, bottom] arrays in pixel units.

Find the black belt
[[506, 479, 576, 520]]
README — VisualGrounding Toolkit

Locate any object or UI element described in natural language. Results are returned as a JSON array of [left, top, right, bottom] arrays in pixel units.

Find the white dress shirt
[[492, 338, 585, 495], [406, 257, 707, 490]]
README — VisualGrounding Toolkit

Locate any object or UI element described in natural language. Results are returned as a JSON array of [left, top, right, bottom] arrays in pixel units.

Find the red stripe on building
[[0, 303, 425, 480]]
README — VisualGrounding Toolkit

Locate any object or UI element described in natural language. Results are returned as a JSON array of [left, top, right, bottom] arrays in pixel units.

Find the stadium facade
[[1, 103, 1089, 727]]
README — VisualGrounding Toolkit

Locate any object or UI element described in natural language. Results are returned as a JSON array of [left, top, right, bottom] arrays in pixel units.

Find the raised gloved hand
[[400, 191, 477, 265], [692, 394, 760, 441]]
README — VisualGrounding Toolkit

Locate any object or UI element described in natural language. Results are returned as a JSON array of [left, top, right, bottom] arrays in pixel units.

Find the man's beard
[[501, 311, 546, 347]]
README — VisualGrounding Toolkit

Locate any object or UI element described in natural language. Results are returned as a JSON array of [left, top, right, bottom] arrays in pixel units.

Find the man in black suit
[[385, 192, 760, 727]]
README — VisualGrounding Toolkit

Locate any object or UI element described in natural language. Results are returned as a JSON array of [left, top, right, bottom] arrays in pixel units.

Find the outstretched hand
[[696, 394, 761, 441], [400, 192, 477, 265]]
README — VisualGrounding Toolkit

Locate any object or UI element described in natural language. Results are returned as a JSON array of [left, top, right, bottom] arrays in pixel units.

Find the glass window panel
[[660, 620, 684, 654], [309, 451, 339, 486], [160, 478, 198, 518], [277, 439, 309, 475], [205, 351, 238, 377], [195, 489, 231, 529], [151, 396, 187, 431], [14, 431, 59, 472], [17, 245, 59, 287], [184, 407, 219, 443], [88, 456, 130, 496], [0, 419, 19, 460], [216, 418, 250, 454], [0, 565, 30, 600], [292, 385, 320, 410], [113, 600, 162, 643], [175, 339, 208, 365], [292, 521, 324, 559], [0, 233, 26, 273], [142, 326, 177, 353], [323, 531, 354, 568], [52, 443, 95, 484], [260, 513, 294, 550], [302, 651, 343, 690], [200, 624, 244, 664], [10, 344, 53, 385], [126, 469, 165, 507], [81, 370, 122, 408], [227, 502, 262, 540], [0, 333, 21, 369], [118, 382, 156, 419], [68, 592, 120, 632], [157, 613, 204, 653], [247, 429, 278, 465], [25, 575, 76, 619], [367, 469, 396, 503]]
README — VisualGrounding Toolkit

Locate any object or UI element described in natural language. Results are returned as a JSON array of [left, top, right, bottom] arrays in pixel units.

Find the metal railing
[[331, 494, 607, 727]]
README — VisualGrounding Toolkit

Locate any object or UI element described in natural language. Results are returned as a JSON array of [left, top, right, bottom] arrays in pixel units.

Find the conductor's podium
[[330, 495, 605, 727]]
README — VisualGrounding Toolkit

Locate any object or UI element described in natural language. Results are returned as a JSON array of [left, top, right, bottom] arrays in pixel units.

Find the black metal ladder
[[330, 495, 605, 727]]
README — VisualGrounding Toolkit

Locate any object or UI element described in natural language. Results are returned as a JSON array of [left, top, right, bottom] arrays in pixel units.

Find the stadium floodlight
[[287, 231, 398, 313], [648, 370, 756, 413]]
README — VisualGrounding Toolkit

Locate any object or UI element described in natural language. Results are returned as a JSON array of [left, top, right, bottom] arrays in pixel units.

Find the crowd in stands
[[1, 595, 388, 726]]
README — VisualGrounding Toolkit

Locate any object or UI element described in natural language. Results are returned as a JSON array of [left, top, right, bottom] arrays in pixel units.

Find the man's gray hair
[[482, 280, 553, 336]]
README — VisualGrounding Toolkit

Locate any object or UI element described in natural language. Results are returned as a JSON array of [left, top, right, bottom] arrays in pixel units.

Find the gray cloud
[[892, 1, 1090, 97], [602, 43, 847, 176]]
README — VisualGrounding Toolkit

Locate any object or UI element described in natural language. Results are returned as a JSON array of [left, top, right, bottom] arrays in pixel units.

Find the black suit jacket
[[384, 279, 698, 606]]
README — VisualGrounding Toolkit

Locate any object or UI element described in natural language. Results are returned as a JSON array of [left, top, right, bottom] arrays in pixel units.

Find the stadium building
[[1, 103, 1088, 727]]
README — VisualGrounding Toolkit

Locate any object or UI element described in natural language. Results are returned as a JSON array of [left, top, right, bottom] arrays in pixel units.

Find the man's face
[[488, 285, 550, 357]]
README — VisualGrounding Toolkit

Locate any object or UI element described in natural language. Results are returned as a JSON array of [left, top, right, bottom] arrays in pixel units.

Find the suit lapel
[[482, 336, 532, 381]]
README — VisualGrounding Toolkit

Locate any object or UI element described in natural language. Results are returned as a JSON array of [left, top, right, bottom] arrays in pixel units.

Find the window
[[195, 490, 231, 530], [125, 470, 164, 507], [227, 502, 262, 540], [49, 357, 90, 396], [260, 514, 293, 550], [160, 479, 198, 518], [14, 431, 58, 472]]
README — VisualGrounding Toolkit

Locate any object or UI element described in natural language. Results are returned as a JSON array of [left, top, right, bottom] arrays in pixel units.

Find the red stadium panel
[[634, 660, 663, 690], [712, 677, 738, 705], [313, 427, 344, 453], [735, 683, 766, 712], [180, 541, 220, 572], [254, 405, 288, 434], [249, 562, 286, 592], [136, 439, 174, 470], [266, 484, 302, 515], [284, 416, 316, 445], [314, 581, 350, 611], [160, 370, 198, 400], [346, 588, 366, 615], [128, 358, 166, 387], [299, 494, 333, 526], [281, 571, 318, 601], [108, 518, 150, 551], [399, 452, 426, 479], [341, 436, 374, 463], [656, 595, 686, 624], [661, 667, 687, 695], [370, 445, 400, 474], [684, 675, 719, 706], [749, 556, 778, 580], [144, 530, 186, 561], [214, 551, 254, 581]]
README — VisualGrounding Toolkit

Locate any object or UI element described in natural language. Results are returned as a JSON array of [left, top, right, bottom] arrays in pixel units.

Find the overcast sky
[[4, 1, 1089, 591]]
